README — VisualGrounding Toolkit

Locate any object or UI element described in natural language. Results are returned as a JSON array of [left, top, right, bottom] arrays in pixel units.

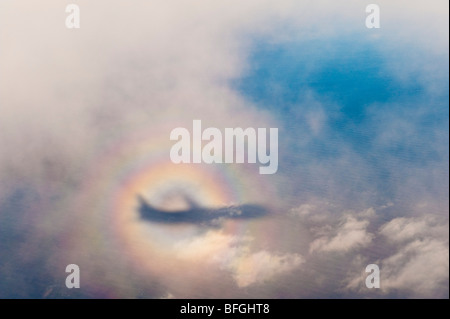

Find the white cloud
[[160, 292, 175, 299], [381, 239, 449, 296], [174, 230, 303, 288], [380, 216, 448, 243], [230, 250, 304, 288], [309, 216, 374, 253], [343, 215, 449, 297]]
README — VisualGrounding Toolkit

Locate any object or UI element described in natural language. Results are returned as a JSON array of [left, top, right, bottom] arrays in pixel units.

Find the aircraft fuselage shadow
[[137, 195, 268, 225]]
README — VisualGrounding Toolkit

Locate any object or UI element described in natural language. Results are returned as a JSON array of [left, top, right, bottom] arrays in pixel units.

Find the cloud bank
[[0, 0, 448, 298]]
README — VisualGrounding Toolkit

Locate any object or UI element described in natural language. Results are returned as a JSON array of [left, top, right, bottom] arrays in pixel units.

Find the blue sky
[[234, 34, 448, 207]]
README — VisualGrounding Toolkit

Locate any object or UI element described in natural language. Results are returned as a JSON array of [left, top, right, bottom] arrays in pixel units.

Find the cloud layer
[[0, 0, 448, 298]]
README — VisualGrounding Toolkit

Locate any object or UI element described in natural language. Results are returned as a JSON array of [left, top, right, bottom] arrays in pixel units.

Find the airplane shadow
[[137, 195, 268, 226]]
